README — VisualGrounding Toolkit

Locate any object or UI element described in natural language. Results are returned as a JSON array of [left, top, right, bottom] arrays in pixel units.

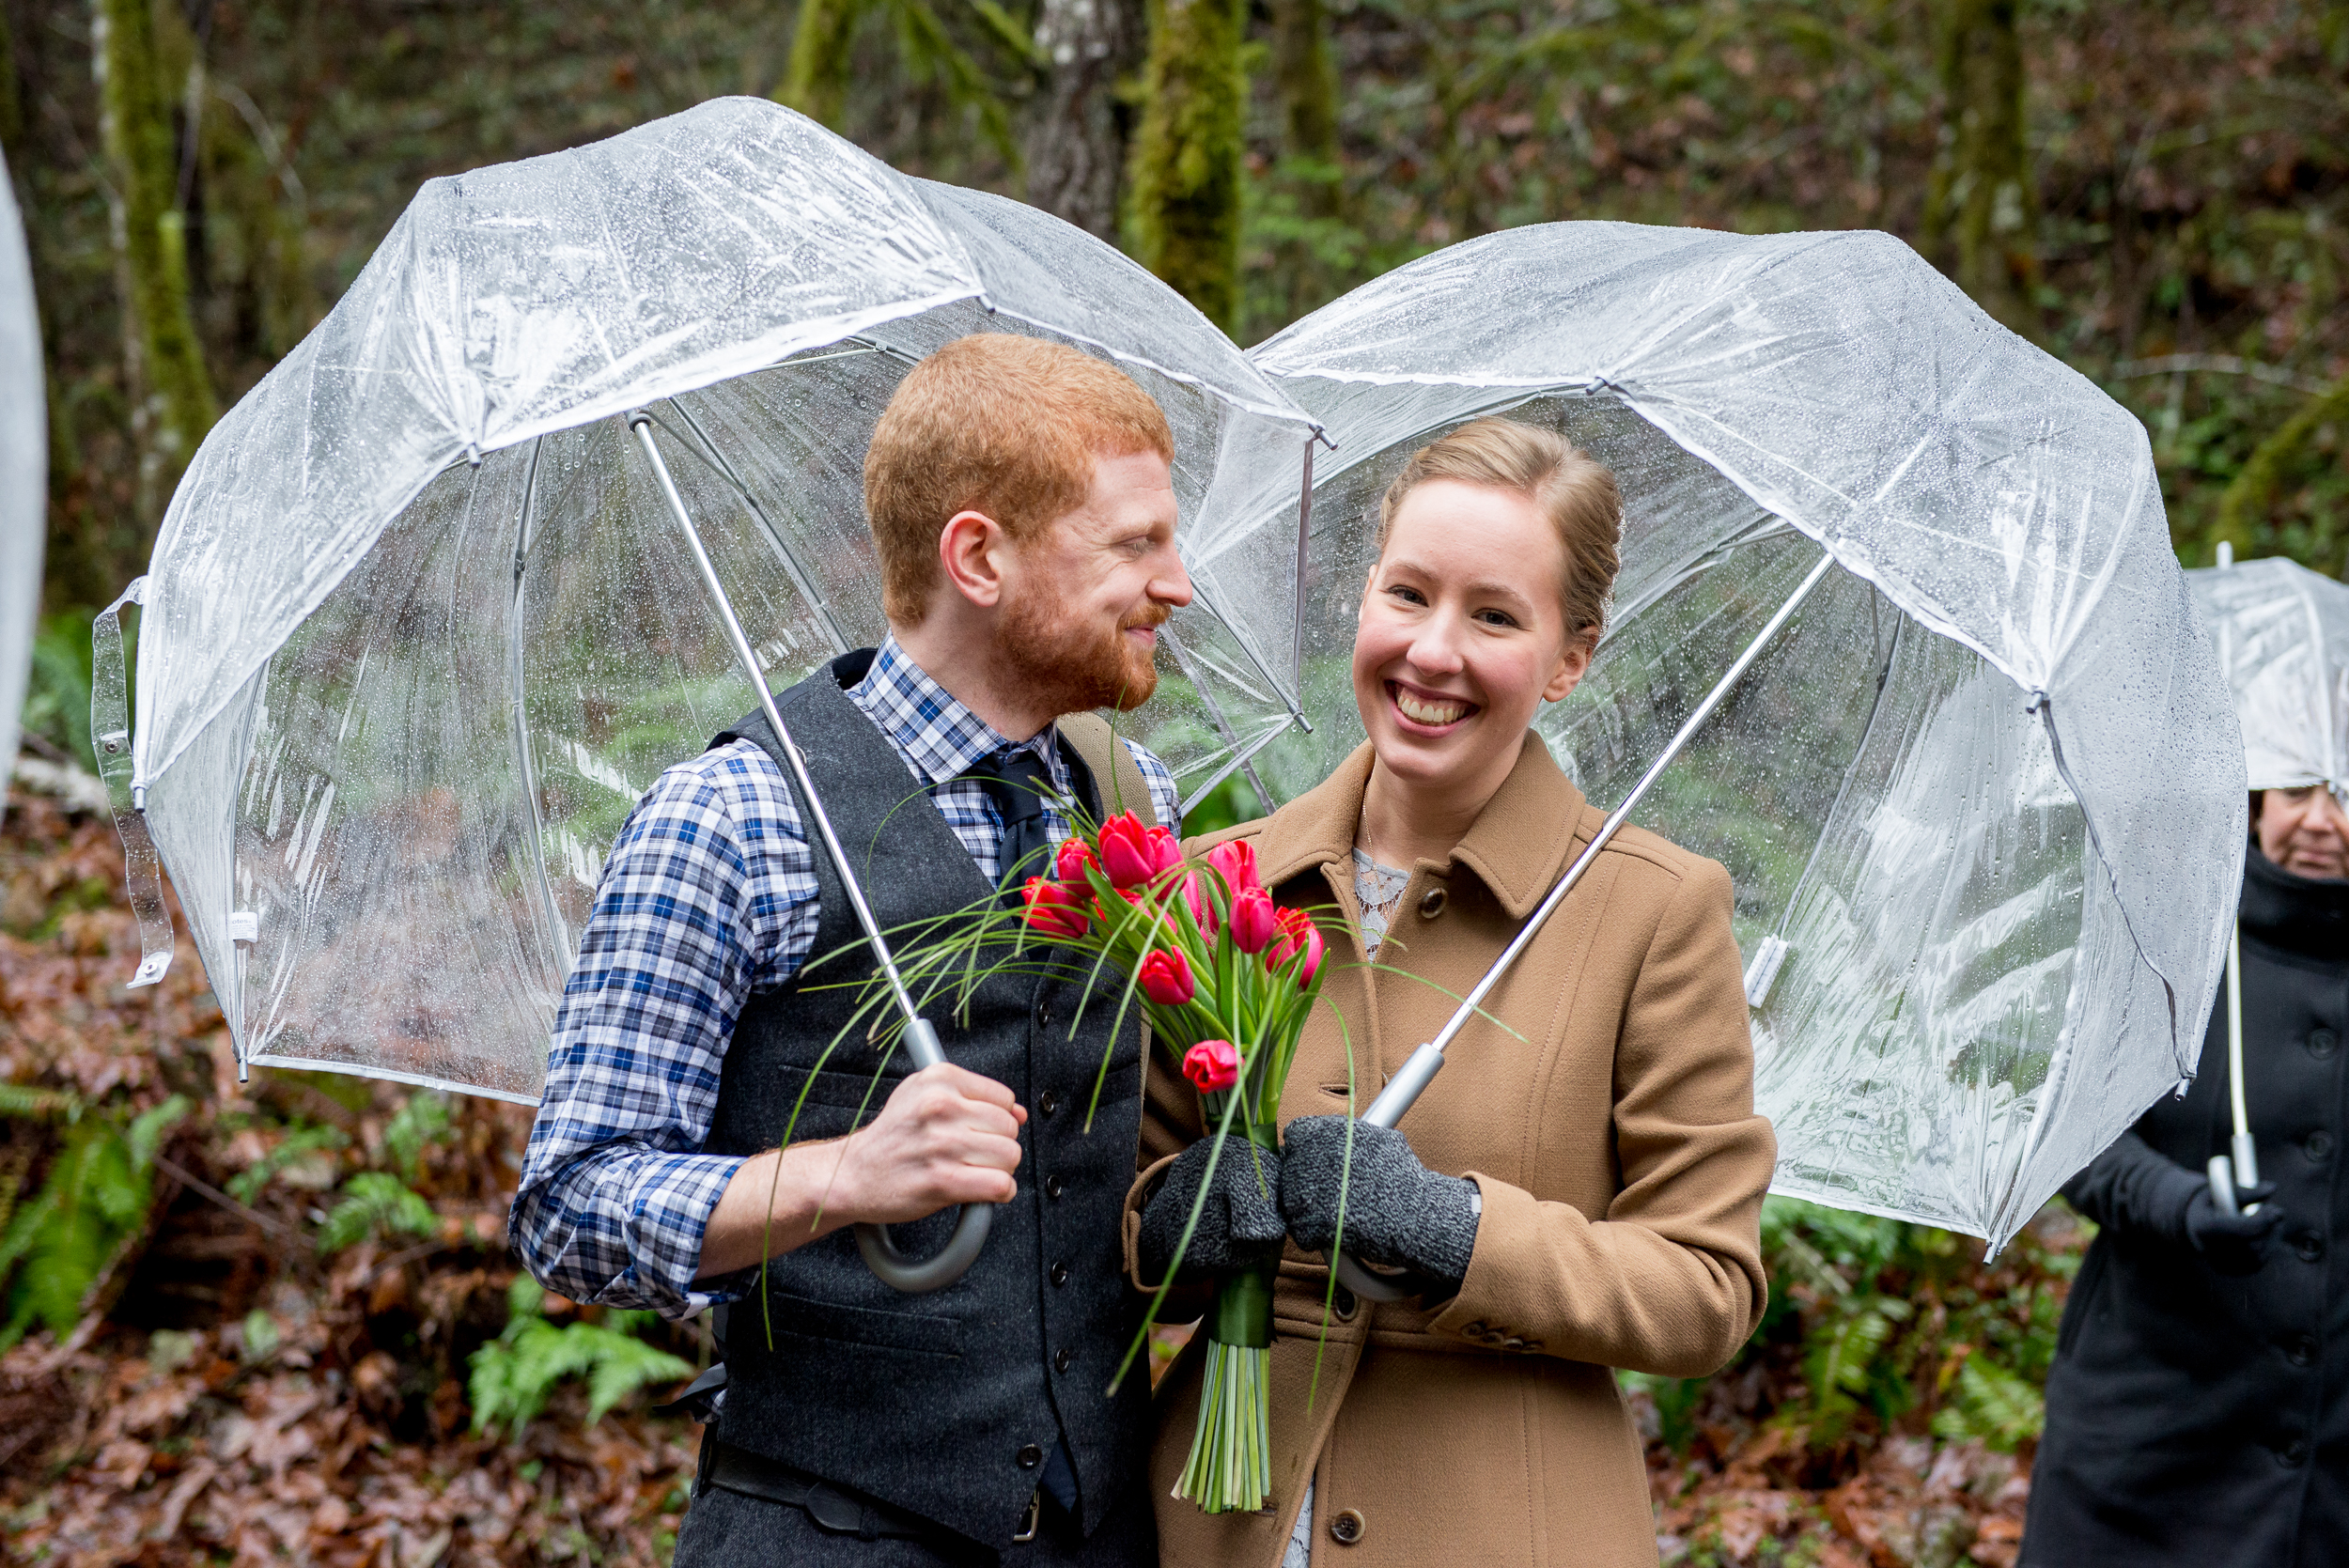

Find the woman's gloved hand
[[1137, 1134, 1286, 1279], [2184, 1179, 2285, 1275], [1280, 1117, 1479, 1293]]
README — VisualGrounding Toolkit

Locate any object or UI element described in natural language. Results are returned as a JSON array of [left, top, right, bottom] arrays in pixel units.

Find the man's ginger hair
[[864, 334, 1176, 625]]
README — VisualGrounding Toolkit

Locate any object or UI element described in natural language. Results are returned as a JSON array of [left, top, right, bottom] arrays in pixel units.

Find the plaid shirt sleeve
[[1123, 737, 1184, 831], [508, 740, 817, 1319]]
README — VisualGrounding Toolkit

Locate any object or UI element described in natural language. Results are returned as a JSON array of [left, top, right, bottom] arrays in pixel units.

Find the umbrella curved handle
[[853, 1017, 996, 1295], [857, 1203, 994, 1294], [1326, 1044, 1450, 1303]]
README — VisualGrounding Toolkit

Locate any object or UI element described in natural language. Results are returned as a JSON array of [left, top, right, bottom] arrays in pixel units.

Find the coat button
[[1039, 1090, 1061, 1117], [1333, 1286, 1358, 1321], [2295, 1233, 2326, 1263], [2311, 1028, 2340, 1059], [1054, 1347, 1075, 1374], [1050, 1263, 1071, 1287], [1462, 1321, 1487, 1336], [2280, 1438, 2310, 1467], [1502, 1337, 1528, 1351], [1018, 1444, 1045, 1469], [1417, 888, 1447, 920], [1045, 1174, 1066, 1200], [2309, 1131, 2335, 1161], [1330, 1508, 1366, 1545], [2287, 1334, 2319, 1367]]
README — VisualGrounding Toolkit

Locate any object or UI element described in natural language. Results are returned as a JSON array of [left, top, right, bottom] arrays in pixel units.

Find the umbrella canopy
[[123, 98, 1317, 1102], [1236, 221, 2241, 1250], [0, 151, 42, 786], [2186, 555, 2349, 795]]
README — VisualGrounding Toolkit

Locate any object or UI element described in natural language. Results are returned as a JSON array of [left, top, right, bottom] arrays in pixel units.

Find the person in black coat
[[2026, 784, 2349, 1567]]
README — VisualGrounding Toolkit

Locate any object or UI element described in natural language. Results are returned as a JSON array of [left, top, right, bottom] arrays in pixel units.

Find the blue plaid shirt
[[511, 636, 1181, 1318]]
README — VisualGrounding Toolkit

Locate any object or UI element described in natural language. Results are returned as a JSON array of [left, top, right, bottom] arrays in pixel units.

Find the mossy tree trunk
[[2214, 372, 2349, 564], [1128, 0, 1245, 333], [1272, 0, 1337, 216], [91, 0, 214, 522], [778, 0, 863, 128], [1921, 0, 2039, 339], [1024, 0, 1144, 240]]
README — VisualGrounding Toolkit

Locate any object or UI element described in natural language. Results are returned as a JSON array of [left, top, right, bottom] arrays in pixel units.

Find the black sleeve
[[2061, 1129, 2204, 1244]]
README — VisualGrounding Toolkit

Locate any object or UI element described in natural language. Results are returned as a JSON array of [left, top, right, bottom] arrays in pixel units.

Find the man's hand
[[695, 1064, 1024, 1279]]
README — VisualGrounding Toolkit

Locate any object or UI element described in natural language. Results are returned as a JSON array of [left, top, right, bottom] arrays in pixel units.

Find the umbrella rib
[[1770, 597, 1906, 941], [1163, 623, 1277, 819], [506, 432, 571, 982]]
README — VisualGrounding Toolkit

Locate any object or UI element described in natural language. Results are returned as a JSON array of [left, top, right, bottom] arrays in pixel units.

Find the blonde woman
[[1128, 418, 1775, 1568]]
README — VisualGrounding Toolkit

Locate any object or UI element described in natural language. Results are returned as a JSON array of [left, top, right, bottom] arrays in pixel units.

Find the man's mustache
[[1120, 604, 1173, 632]]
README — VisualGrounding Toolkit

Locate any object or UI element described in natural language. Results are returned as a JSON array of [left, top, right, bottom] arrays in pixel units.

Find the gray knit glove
[[1137, 1135, 1287, 1279], [1280, 1116, 1479, 1293]]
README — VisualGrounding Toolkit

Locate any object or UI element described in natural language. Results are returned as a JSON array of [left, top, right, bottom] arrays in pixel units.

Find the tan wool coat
[[1126, 736, 1776, 1568]]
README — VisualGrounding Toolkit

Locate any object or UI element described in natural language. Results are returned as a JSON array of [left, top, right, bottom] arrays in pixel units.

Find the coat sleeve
[[2061, 1128, 2201, 1243], [1426, 855, 1775, 1378], [1118, 1037, 1217, 1315]]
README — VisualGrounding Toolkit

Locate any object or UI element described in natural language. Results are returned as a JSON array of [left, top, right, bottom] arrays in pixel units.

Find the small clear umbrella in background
[[0, 150, 43, 802], [102, 98, 1320, 1117], [1225, 220, 2242, 1257], [2185, 551, 2349, 1211]]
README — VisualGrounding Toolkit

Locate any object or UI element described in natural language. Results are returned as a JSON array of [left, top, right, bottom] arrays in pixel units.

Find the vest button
[[1417, 888, 1446, 920], [1018, 1444, 1044, 1469], [1039, 1090, 1062, 1117], [1054, 1346, 1075, 1374], [1037, 1003, 1055, 1031], [1050, 1263, 1071, 1287], [2312, 1029, 2340, 1059], [1044, 1174, 1066, 1200], [1330, 1508, 1366, 1545]]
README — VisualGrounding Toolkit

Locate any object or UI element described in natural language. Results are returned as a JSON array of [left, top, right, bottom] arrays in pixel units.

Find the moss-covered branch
[[1921, 0, 2038, 339], [1128, 0, 1245, 332], [2215, 372, 2349, 559]]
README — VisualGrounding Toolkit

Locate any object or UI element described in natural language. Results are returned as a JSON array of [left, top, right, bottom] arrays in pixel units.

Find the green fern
[[226, 1122, 349, 1204], [0, 1095, 188, 1346], [316, 1171, 437, 1254], [468, 1276, 693, 1439], [1931, 1354, 2045, 1452], [381, 1093, 451, 1181], [0, 1082, 83, 1121], [1804, 1294, 1911, 1440]]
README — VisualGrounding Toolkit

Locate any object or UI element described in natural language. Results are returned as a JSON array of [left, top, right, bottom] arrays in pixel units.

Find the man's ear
[[937, 508, 1011, 611]]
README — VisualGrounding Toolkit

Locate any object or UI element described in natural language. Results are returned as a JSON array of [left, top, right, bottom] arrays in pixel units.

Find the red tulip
[[1229, 888, 1280, 955], [1182, 1039, 1241, 1093], [1138, 948, 1195, 1006], [1020, 876, 1088, 939], [1283, 922, 1326, 987], [1180, 872, 1219, 940], [1054, 837, 1097, 884], [1143, 825, 1183, 878], [1098, 814, 1159, 889], [1206, 839, 1262, 897]]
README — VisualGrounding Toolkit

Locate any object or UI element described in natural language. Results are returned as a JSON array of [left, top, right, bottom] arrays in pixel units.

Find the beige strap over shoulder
[[1057, 713, 1159, 827]]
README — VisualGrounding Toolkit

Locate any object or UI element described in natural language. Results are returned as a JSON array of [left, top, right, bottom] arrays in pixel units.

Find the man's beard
[[994, 597, 1169, 717]]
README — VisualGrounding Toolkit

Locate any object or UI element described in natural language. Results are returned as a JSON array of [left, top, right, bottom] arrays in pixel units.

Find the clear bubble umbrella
[[2183, 552, 2349, 1211], [101, 98, 1321, 1124], [1, 150, 42, 791], [1231, 221, 2242, 1254]]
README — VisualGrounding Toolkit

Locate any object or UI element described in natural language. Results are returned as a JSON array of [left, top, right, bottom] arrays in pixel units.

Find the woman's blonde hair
[[1376, 417, 1622, 645]]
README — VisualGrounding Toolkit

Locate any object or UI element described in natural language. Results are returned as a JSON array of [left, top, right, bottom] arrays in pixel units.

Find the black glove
[[1279, 1116, 1479, 1293], [2184, 1179, 2285, 1274], [1137, 1134, 1286, 1280]]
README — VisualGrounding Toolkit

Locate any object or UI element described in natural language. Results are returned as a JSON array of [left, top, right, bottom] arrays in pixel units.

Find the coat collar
[[2242, 839, 2349, 962], [1252, 733, 1595, 921]]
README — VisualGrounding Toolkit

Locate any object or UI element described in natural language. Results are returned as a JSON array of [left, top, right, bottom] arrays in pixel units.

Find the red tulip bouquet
[[863, 808, 1332, 1515]]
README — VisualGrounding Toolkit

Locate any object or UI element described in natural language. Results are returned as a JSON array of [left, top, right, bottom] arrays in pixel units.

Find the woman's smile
[[1387, 678, 1480, 733]]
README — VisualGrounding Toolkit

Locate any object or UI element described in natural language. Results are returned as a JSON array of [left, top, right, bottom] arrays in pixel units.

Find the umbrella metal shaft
[[628, 411, 926, 1038], [1336, 549, 1835, 1302]]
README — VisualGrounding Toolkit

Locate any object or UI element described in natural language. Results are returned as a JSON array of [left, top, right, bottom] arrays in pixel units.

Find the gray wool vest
[[704, 651, 1151, 1550]]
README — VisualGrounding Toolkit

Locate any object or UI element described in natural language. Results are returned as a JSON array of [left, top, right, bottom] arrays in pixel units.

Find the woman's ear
[[1543, 635, 1595, 704]]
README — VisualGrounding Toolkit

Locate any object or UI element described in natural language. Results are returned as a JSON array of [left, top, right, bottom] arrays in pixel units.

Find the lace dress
[[1280, 848, 1409, 1568]]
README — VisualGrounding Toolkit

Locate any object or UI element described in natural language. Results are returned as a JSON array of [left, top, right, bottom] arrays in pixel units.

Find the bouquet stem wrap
[[1177, 1118, 1280, 1514]]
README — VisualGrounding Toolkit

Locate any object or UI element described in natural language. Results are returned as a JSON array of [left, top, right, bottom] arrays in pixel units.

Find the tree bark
[[1921, 0, 2038, 338], [1128, 0, 1245, 331], [778, 0, 863, 129], [1024, 0, 1143, 240], [91, 0, 214, 520], [1270, 0, 1337, 219]]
